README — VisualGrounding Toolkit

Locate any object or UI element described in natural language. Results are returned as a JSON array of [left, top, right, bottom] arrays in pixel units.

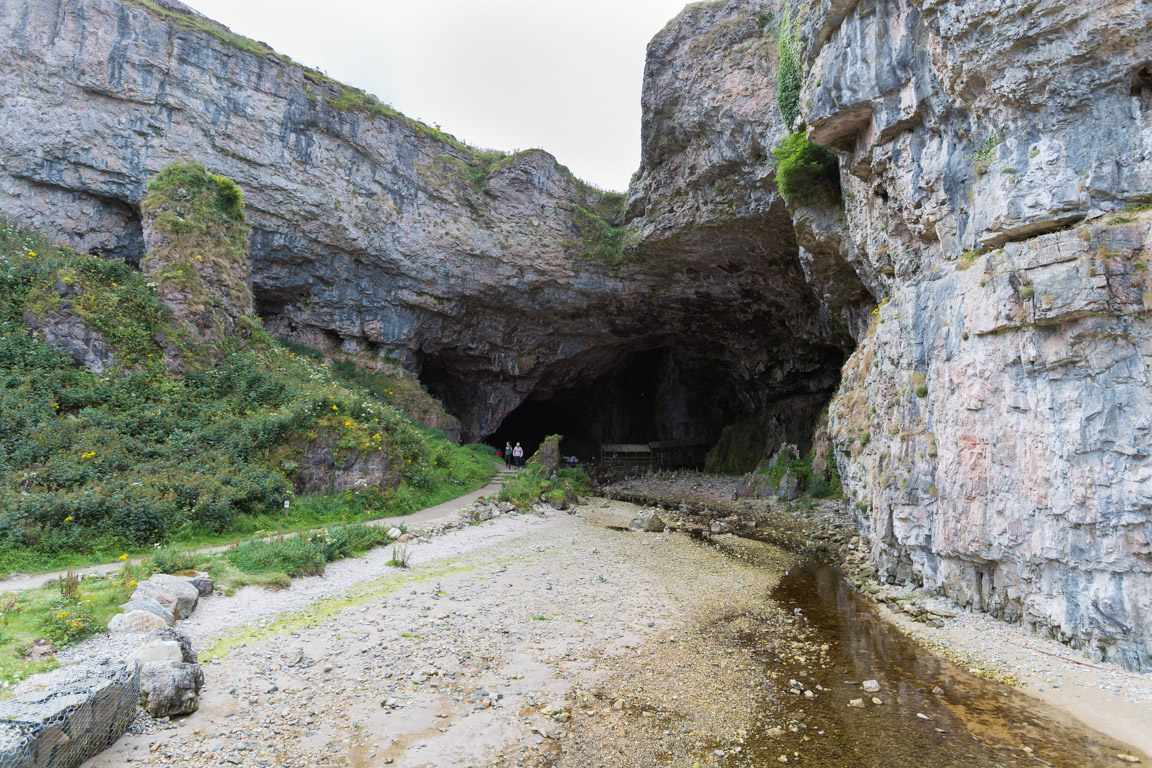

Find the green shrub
[[152, 547, 202, 574], [567, 206, 625, 264], [38, 597, 96, 646], [498, 459, 590, 510], [323, 524, 391, 561], [226, 533, 327, 578], [772, 133, 841, 203]]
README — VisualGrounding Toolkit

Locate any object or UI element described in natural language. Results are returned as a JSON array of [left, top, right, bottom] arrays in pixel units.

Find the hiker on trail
[[513, 442, 524, 467], [505, 442, 514, 467]]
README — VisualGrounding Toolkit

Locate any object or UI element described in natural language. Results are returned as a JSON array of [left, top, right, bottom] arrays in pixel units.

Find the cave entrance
[[488, 347, 731, 466]]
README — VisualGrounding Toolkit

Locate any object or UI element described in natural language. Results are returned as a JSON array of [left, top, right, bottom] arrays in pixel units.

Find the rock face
[[802, 0, 1152, 666], [139, 162, 256, 364], [0, 0, 850, 454]]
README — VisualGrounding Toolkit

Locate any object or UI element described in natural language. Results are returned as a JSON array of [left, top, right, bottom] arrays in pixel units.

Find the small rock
[[189, 576, 214, 597], [862, 679, 880, 693], [848, 699, 865, 708], [282, 645, 305, 666], [1116, 756, 1141, 764], [932, 686, 944, 695]]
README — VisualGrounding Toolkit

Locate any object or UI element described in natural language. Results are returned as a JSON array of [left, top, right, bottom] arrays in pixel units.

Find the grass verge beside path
[[0, 464, 500, 690], [0, 449, 498, 579]]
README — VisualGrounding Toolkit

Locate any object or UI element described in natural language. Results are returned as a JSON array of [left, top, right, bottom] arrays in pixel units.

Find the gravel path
[[75, 499, 797, 768], [0, 467, 509, 594]]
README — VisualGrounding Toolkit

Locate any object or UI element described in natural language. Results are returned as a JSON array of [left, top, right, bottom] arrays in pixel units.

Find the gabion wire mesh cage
[[0, 663, 138, 768]]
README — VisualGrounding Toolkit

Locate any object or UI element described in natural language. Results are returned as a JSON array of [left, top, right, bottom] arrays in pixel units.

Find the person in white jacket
[[512, 442, 525, 467]]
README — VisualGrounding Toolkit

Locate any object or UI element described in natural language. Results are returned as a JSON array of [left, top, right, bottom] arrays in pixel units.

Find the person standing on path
[[505, 442, 514, 467], [513, 442, 524, 467]]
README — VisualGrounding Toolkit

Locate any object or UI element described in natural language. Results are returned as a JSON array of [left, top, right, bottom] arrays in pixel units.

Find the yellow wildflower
[[64, 516, 73, 522], [118, 554, 128, 561]]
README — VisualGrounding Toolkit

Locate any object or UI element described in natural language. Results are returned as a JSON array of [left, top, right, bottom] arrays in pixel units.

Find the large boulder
[[138, 661, 204, 718], [120, 599, 174, 627], [108, 611, 169, 634], [128, 641, 184, 666], [132, 575, 199, 620], [144, 627, 198, 664]]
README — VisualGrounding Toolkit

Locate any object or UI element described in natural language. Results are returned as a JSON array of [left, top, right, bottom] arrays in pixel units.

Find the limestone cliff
[[0, 0, 851, 460], [798, 0, 1152, 667], [5, 0, 1151, 668]]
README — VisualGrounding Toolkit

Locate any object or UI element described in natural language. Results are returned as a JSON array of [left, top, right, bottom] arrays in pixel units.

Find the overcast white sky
[[183, 0, 691, 190]]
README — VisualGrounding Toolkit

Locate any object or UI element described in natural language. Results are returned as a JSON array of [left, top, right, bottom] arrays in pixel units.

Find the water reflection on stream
[[755, 562, 1142, 768]]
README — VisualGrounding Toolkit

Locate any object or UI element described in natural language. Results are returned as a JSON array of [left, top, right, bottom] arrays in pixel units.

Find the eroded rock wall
[[805, 0, 1152, 666], [0, 0, 854, 454]]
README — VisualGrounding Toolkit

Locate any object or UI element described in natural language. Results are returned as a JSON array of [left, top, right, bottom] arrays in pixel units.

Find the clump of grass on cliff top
[[0, 218, 493, 576]]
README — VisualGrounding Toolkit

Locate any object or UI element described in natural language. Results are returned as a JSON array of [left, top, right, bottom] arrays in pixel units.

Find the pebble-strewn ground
[[67, 473, 1152, 767], [79, 500, 802, 768]]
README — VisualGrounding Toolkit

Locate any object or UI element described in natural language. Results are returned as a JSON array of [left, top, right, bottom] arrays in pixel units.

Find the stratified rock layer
[[806, 0, 1152, 666], [0, 0, 851, 454]]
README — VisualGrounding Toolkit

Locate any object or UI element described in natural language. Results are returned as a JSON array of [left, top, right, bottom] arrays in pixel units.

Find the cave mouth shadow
[[486, 346, 736, 467]]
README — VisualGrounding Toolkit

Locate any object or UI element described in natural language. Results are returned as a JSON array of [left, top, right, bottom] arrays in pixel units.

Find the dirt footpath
[[84, 500, 798, 768]]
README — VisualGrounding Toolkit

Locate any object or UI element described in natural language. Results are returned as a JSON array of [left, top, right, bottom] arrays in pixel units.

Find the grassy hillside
[[0, 214, 493, 576]]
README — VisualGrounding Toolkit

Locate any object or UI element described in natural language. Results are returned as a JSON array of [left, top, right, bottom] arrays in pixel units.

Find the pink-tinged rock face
[[831, 216, 1152, 668]]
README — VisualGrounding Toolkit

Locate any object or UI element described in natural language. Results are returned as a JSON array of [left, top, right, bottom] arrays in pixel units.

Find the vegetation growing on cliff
[[0, 219, 493, 576], [565, 191, 628, 264], [774, 0, 803, 129], [772, 132, 841, 203]]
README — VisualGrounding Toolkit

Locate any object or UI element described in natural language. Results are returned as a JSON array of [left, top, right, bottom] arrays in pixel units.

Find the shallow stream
[[748, 560, 1144, 767]]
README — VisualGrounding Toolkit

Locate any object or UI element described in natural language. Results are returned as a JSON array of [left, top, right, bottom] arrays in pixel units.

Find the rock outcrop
[[0, 0, 850, 453], [4, 0, 1150, 668], [802, 0, 1152, 666]]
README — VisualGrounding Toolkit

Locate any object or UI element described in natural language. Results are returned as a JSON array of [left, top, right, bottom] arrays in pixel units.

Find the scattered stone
[[848, 698, 865, 708], [862, 679, 880, 693]]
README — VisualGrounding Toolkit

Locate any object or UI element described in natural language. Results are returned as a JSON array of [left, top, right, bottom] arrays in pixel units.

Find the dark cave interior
[[427, 344, 847, 469]]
